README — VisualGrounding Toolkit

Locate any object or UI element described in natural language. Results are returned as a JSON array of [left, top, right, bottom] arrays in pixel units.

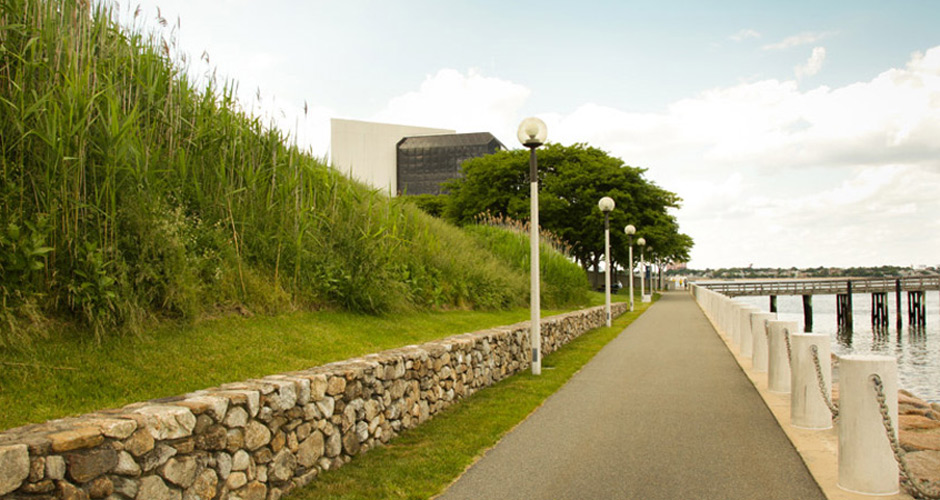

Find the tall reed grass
[[0, 0, 555, 346]]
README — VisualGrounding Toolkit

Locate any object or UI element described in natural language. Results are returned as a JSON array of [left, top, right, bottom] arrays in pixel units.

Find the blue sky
[[118, 0, 940, 269]]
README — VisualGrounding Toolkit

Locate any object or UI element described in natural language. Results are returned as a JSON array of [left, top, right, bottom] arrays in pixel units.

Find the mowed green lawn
[[0, 293, 622, 431]]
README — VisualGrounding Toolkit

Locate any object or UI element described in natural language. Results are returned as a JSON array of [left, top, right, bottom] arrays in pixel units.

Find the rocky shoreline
[[892, 389, 940, 492]]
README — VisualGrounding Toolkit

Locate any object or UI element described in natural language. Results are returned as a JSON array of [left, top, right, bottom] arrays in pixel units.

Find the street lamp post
[[518, 117, 547, 375], [637, 237, 648, 303], [648, 248, 655, 294], [624, 224, 636, 312], [598, 197, 615, 327]]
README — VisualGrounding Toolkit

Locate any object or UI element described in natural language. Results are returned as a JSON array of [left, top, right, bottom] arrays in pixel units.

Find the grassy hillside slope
[[464, 224, 589, 307], [0, 0, 587, 346]]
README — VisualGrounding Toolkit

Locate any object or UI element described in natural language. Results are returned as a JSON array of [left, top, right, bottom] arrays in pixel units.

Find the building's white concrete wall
[[330, 119, 453, 195]]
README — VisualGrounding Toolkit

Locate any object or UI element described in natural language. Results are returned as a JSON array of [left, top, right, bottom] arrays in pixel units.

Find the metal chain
[[810, 345, 839, 419], [783, 328, 792, 369], [871, 374, 940, 499]]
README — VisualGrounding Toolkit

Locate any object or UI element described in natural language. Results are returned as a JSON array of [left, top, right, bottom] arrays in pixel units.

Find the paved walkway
[[437, 292, 826, 500]]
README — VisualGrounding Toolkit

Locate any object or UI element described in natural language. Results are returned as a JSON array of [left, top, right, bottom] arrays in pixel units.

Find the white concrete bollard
[[838, 355, 899, 496], [709, 292, 721, 332], [719, 297, 734, 339], [727, 302, 740, 345], [717, 296, 733, 339], [790, 333, 832, 429], [723, 297, 736, 338], [767, 320, 797, 393], [750, 312, 776, 372], [739, 307, 759, 358], [730, 304, 746, 350]]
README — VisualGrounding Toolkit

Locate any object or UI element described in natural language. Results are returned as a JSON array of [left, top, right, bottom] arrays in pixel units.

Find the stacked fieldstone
[[0, 303, 627, 500]]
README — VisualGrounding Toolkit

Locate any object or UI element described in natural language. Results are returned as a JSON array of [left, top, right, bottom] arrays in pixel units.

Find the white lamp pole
[[598, 197, 615, 327], [518, 117, 547, 375], [649, 247, 655, 293], [624, 224, 636, 312], [637, 237, 646, 303]]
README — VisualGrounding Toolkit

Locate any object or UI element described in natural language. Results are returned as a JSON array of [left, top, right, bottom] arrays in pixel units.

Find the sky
[[115, 0, 940, 269]]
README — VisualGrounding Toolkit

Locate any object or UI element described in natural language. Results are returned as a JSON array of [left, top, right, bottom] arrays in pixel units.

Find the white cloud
[[606, 46, 940, 174], [694, 164, 940, 267], [795, 47, 826, 79], [535, 46, 940, 267], [763, 31, 831, 51], [730, 29, 761, 42], [370, 69, 530, 141]]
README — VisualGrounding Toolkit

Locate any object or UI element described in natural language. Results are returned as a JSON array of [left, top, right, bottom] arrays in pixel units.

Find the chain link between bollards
[[871, 374, 940, 499], [810, 345, 839, 419]]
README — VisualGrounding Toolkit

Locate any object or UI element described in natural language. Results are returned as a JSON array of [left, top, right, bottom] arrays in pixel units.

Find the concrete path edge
[[694, 294, 914, 500]]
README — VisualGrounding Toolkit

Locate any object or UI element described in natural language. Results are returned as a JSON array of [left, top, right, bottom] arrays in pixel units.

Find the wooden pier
[[697, 277, 939, 331], [697, 277, 940, 297]]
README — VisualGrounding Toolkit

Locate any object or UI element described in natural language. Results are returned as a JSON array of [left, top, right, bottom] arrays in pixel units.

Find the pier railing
[[696, 276, 940, 297]]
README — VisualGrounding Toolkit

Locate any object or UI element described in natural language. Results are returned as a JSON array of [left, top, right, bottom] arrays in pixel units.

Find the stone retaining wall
[[0, 303, 627, 500]]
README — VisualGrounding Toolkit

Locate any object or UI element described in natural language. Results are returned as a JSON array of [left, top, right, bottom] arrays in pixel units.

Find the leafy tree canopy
[[443, 143, 693, 272]]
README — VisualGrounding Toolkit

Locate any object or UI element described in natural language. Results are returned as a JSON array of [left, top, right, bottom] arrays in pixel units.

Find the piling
[[896, 279, 903, 330], [802, 295, 813, 332], [836, 281, 853, 331], [908, 291, 926, 327], [837, 294, 850, 330], [871, 292, 889, 328]]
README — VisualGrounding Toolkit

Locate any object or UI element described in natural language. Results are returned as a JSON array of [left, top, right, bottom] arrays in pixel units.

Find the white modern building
[[330, 118, 453, 195]]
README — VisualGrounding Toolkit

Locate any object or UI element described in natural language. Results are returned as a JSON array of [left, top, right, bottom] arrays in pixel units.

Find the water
[[734, 291, 940, 403]]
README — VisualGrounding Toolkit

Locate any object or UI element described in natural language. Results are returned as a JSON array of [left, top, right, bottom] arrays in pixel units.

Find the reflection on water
[[837, 327, 854, 348], [735, 291, 940, 402]]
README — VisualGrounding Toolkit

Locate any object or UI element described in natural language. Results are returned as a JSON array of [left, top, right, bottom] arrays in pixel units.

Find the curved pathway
[[437, 291, 826, 499]]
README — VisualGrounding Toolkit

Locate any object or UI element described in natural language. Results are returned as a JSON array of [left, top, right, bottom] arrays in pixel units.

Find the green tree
[[444, 143, 693, 274]]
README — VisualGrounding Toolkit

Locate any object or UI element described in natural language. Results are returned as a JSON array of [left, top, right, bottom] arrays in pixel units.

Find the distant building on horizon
[[330, 118, 504, 196], [666, 262, 688, 272]]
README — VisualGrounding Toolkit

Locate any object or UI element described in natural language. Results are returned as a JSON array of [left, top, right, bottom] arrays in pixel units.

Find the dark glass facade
[[397, 133, 505, 195]]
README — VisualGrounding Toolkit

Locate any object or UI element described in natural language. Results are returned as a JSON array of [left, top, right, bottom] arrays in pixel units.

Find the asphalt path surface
[[437, 291, 826, 500]]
